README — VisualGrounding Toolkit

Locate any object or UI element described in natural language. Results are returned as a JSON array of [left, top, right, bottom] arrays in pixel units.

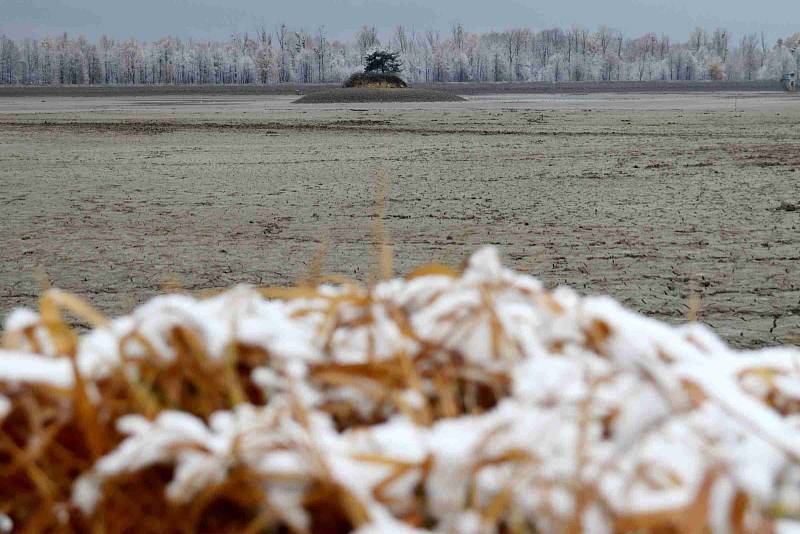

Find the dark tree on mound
[[364, 50, 403, 74]]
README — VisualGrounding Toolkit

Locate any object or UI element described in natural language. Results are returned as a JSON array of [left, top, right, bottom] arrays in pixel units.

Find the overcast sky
[[1, 0, 798, 43]]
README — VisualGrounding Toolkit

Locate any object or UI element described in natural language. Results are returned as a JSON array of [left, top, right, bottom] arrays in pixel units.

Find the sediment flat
[[0, 80, 783, 97], [293, 87, 465, 103], [0, 92, 798, 348]]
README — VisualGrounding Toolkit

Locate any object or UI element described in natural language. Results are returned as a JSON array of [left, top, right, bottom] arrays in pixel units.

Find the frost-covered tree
[[0, 25, 796, 86], [364, 49, 402, 73], [0, 36, 22, 83], [356, 26, 379, 65], [739, 33, 762, 81]]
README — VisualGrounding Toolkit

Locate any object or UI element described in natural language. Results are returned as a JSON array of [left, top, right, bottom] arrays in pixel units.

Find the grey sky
[[1, 0, 797, 43]]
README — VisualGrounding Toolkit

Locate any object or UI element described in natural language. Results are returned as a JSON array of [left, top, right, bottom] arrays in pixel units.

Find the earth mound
[[293, 87, 465, 104], [343, 72, 408, 88]]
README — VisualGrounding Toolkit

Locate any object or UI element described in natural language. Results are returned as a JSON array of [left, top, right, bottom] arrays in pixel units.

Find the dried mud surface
[[293, 88, 465, 103], [0, 80, 782, 97], [0, 93, 798, 348]]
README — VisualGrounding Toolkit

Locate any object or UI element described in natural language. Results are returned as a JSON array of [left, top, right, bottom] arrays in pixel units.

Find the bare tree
[[452, 22, 467, 81], [505, 28, 528, 81], [276, 24, 289, 82], [394, 25, 409, 54], [689, 27, 706, 52], [356, 26, 379, 64], [313, 27, 327, 82], [596, 25, 613, 54], [711, 28, 729, 63], [740, 33, 760, 80], [0, 37, 22, 84]]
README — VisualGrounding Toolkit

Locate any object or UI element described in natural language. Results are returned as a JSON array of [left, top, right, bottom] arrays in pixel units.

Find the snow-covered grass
[[1, 247, 799, 533]]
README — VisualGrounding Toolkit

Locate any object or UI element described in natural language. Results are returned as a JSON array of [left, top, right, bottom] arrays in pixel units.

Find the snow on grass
[[2, 246, 800, 533]]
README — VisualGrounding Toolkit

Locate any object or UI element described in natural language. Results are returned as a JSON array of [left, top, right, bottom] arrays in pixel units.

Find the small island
[[294, 49, 465, 103]]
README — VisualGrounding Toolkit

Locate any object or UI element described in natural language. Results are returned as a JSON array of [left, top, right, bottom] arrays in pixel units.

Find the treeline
[[0, 24, 798, 85]]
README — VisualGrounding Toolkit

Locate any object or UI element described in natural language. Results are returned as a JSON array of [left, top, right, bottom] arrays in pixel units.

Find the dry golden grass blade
[[480, 485, 515, 526], [310, 359, 407, 385], [392, 389, 428, 425], [38, 292, 79, 356], [260, 284, 365, 304], [681, 467, 719, 534], [533, 291, 565, 315], [396, 351, 424, 391], [41, 289, 109, 329], [729, 490, 749, 534], [18, 504, 59, 534], [69, 350, 107, 459], [405, 263, 460, 281], [474, 449, 534, 471], [111, 366, 161, 419], [171, 325, 210, 362], [469, 447, 535, 512], [33, 289, 108, 367], [687, 291, 702, 322], [311, 373, 390, 406], [337, 484, 372, 529], [366, 311, 377, 364], [0, 400, 68, 478], [433, 369, 460, 418], [350, 454, 420, 468], [315, 274, 362, 289], [241, 508, 281, 534], [300, 234, 331, 288], [190, 287, 231, 301], [394, 351, 433, 425], [680, 378, 709, 407], [482, 288, 504, 360], [379, 243, 393, 284], [372, 464, 415, 504], [301, 482, 365, 533], [222, 342, 248, 407], [153, 325, 250, 417], [2, 323, 32, 350], [385, 307, 423, 346], [259, 286, 327, 300], [609, 468, 718, 533], [0, 431, 53, 495], [118, 330, 159, 360], [612, 507, 686, 532], [568, 388, 597, 534], [584, 319, 612, 357], [116, 333, 165, 417], [160, 273, 184, 294]]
